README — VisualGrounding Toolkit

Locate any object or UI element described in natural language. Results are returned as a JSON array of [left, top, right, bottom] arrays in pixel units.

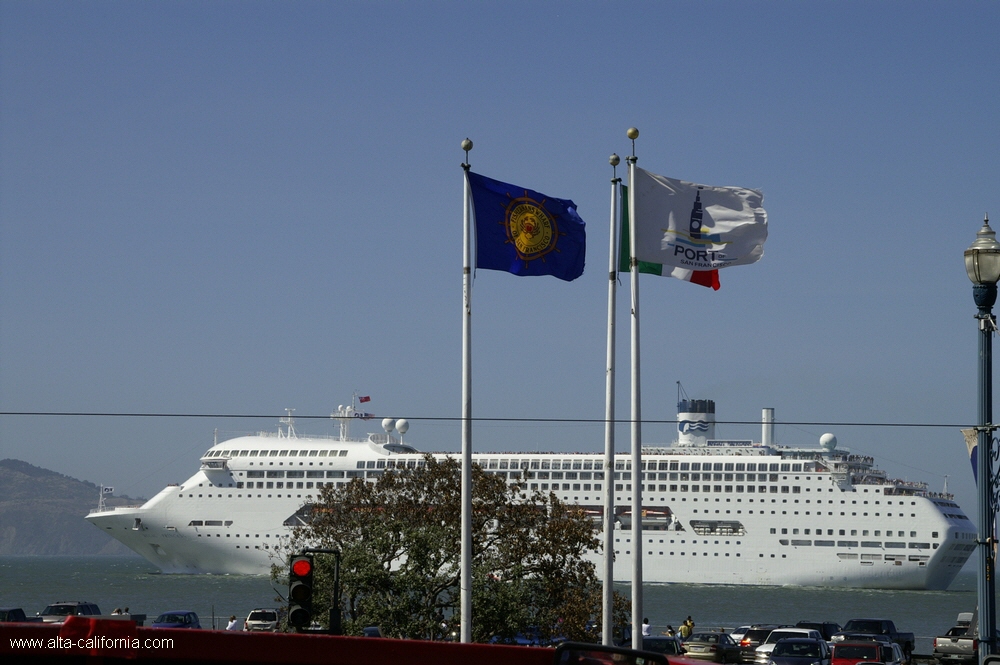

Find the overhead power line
[[0, 410, 975, 429]]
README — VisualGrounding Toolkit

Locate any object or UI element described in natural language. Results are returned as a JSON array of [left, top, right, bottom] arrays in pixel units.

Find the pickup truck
[[830, 619, 914, 658], [934, 612, 978, 665]]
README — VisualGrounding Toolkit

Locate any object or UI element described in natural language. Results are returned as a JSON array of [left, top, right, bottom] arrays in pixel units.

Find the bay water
[[0, 555, 983, 652]]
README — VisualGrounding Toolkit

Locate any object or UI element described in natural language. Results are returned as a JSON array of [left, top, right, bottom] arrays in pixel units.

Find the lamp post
[[965, 215, 1000, 664]]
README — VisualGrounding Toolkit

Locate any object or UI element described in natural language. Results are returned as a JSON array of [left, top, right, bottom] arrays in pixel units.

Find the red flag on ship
[[358, 395, 371, 403]]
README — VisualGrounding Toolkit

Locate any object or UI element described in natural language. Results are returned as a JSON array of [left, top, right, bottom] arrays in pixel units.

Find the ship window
[[319, 450, 328, 457], [724, 463, 734, 471], [238, 450, 249, 456], [573, 461, 582, 470], [714, 463, 723, 471], [268, 451, 278, 457], [306, 471, 323, 478], [249, 451, 259, 457], [933, 531, 939, 538], [746, 463, 756, 471], [288, 450, 298, 457], [339, 450, 348, 456], [266, 471, 284, 478], [309, 450, 318, 457], [188, 521, 203, 526], [670, 462, 679, 470], [735, 463, 745, 471], [247, 471, 264, 478], [691, 463, 701, 471], [278, 450, 288, 457], [327, 471, 344, 478], [792, 464, 802, 472], [286, 471, 304, 478], [769, 464, 779, 472]]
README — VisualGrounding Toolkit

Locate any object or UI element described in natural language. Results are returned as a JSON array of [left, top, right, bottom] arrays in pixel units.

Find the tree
[[275, 455, 628, 642]]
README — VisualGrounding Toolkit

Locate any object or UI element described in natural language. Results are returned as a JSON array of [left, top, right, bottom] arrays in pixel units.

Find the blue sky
[[1, 1, 998, 530]]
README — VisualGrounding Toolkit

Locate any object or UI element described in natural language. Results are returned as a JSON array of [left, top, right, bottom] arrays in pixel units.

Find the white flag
[[632, 167, 767, 270]]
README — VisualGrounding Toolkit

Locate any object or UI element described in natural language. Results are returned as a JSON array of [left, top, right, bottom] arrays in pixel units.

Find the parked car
[[36, 602, 102, 623], [739, 626, 783, 663], [768, 638, 831, 665], [879, 642, 906, 665], [642, 636, 685, 656], [831, 642, 883, 665], [0, 608, 42, 623], [795, 622, 842, 641], [755, 629, 823, 664], [731, 626, 753, 643], [683, 632, 743, 663], [244, 608, 279, 632], [151, 611, 201, 629]]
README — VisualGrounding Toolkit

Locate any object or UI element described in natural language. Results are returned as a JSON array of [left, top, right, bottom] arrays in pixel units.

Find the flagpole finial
[[610, 153, 620, 181], [461, 138, 473, 170], [626, 127, 638, 159]]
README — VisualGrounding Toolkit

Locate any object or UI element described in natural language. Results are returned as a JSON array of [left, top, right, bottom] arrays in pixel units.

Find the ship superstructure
[[86, 400, 974, 589]]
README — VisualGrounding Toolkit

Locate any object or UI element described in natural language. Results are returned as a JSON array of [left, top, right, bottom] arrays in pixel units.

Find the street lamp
[[965, 214, 1000, 664]]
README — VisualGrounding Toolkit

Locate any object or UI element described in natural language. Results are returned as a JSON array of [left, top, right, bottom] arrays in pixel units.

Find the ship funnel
[[677, 399, 715, 446], [762, 408, 774, 447]]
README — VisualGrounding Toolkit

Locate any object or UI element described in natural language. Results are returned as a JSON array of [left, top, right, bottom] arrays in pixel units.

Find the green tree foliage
[[276, 455, 628, 642]]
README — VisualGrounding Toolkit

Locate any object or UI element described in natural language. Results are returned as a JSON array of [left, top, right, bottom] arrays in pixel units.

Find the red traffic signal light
[[291, 557, 312, 578], [288, 553, 314, 629]]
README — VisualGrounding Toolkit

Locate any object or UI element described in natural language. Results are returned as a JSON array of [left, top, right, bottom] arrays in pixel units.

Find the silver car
[[244, 608, 280, 631]]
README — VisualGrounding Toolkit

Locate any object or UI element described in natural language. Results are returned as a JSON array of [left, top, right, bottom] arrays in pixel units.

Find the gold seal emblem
[[506, 197, 556, 261]]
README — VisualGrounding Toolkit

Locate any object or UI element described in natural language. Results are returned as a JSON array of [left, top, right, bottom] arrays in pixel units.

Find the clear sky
[[2, 1, 998, 530]]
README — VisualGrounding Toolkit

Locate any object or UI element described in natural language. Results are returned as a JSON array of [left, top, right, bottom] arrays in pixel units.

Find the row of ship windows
[[610, 550, 929, 564], [771, 527, 936, 537], [210, 451, 829, 475], [206, 449, 349, 458]]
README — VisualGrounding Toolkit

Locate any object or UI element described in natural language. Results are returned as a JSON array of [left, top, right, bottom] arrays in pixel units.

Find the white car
[[755, 629, 823, 664], [244, 608, 280, 632]]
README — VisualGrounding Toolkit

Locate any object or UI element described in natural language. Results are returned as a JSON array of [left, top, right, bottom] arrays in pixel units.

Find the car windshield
[[643, 639, 680, 654], [249, 612, 276, 621], [774, 643, 821, 658], [767, 632, 804, 644], [155, 614, 188, 624], [835, 646, 879, 660], [41, 605, 75, 616], [691, 634, 720, 643]]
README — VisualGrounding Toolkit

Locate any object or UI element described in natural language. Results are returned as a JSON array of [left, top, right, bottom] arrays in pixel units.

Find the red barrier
[[1, 618, 557, 665]]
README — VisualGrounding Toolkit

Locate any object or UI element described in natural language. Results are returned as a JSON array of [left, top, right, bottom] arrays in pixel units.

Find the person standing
[[226, 615, 240, 631], [642, 618, 652, 637]]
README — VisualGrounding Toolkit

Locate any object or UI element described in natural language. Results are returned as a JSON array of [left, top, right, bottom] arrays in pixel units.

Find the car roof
[[778, 638, 825, 643]]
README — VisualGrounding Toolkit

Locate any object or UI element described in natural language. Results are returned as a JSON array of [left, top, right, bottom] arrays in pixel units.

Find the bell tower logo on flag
[[505, 196, 557, 262]]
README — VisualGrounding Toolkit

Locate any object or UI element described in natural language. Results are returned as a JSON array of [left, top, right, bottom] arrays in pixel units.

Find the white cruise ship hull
[[87, 404, 975, 589]]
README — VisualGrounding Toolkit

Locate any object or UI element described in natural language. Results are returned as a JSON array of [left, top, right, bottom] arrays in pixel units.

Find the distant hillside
[[0, 459, 145, 555]]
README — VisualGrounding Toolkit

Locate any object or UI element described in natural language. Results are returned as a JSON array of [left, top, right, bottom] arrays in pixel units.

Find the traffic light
[[288, 553, 314, 629]]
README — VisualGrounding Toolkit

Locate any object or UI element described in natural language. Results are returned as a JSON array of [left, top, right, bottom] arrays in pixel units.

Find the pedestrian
[[679, 619, 692, 639], [664, 625, 675, 636], [642, 618, 651, 637], [226, 615, 240, 631]]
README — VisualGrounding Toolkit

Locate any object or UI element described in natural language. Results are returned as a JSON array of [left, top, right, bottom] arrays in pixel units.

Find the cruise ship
[[86, 399, 975, 589]]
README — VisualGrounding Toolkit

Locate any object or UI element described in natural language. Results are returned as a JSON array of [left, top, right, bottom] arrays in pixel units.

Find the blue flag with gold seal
[[467, 171, 586, 281]]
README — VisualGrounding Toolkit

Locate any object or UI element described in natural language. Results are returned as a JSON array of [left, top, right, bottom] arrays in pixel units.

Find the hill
[[0, 459, 144, 555]]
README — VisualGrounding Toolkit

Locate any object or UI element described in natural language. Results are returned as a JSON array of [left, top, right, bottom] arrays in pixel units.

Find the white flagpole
[[626, 128, 643, 650], [602, 154, 621, 645], [460, 138, 474, 643]]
